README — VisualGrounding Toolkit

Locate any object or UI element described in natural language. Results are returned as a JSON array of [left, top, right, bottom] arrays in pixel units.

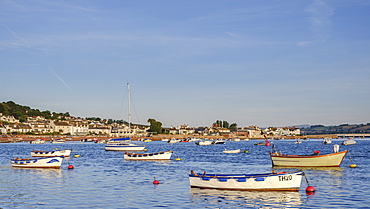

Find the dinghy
[[11, 156, 64, 169]]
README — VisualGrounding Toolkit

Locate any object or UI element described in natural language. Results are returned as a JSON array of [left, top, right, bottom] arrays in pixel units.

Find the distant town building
[[0, 113, 19, 123]]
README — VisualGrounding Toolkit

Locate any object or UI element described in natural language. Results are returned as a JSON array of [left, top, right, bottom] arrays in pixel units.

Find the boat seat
[[201, 177, 211, 181]]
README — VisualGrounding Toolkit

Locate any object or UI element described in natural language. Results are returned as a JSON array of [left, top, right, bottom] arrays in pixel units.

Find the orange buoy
[[68, 165, 74, 169], [306, 186, 316, 192], [349, 164, 357, 168]]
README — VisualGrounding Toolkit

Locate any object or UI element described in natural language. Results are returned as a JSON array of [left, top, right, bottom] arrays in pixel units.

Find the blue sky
[[1, 0, 370, 128]]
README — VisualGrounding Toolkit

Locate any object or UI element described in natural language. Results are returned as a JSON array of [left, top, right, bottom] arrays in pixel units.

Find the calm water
[[1, 139, 369, 208]]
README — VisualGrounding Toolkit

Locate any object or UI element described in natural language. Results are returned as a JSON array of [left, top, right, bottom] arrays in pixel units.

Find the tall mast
[[127, 83, 131, 130]]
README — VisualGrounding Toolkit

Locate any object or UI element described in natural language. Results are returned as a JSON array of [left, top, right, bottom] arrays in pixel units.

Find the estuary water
[[0, 138, 369, 208]]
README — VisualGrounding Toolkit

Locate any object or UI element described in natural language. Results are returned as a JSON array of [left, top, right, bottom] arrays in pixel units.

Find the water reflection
[[11, 167, 63, 179], [190, 188, 303, 208], [272, 166, 344, 177]]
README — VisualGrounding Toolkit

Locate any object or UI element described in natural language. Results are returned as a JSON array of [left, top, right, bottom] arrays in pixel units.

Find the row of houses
[[168, 124, 300, 138], [0, 113, 301, 138]]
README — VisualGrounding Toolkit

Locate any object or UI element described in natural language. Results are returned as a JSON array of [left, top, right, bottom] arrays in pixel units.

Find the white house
[[0, 113, 19, 123]]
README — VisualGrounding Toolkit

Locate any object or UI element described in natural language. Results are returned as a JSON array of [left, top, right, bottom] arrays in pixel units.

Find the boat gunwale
[[189, 186, 300, 192], [124, 151, 172, 156]]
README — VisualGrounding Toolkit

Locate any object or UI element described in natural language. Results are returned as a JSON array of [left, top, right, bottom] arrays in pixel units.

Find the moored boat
[[196, 139, 212, 146], [50, 139, 65, 143], [342, 139, 356, 146], [189, 170, 304, 191], [212, 139, 225, 145], [270, 150, 347, 167], [31, 149, 72, 157], [124, 151, 173, 160], [29, 138, 46, 144], [11, 156, 64, 169], [222, 149, 241, 153], [322, 138, 332, 145], [105, 137, 146, 151], [167, 138, 180, 144]]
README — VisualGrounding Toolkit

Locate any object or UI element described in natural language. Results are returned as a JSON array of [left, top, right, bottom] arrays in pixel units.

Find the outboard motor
[[333, 144, 340, 153]]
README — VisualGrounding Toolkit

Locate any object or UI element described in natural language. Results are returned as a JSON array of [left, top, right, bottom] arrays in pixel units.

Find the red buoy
[[68, 165, 74, 169], [153, 180, 160, 185], [306, 186, 316, 192]]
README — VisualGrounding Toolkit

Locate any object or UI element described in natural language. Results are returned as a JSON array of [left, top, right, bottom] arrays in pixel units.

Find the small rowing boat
[[31, 149, 72, 157], [270, 150, 347, 167], [189, 170, 304, 191], [11, 156, 64, 169], [222, 149, 241, 153], [124, 151, 173, 160]]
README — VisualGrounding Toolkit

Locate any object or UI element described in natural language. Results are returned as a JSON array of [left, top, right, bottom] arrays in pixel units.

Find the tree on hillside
[[147, 118, 162, 134], [229, 123, 238, 130], [222, 121, 230, 129], [213, 120, 236, 129]]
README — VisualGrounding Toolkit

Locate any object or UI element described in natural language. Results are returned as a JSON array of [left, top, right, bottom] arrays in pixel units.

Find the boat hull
[[31, 149, 72, 157], [189, 171, 303, 191], [11, 156, 64, 169], [342, 140, 356, 145], [124, 151, 173, 160], [105, 143, 146, 151], [223, 149, 241, 153], [270, 150, 347, 167]]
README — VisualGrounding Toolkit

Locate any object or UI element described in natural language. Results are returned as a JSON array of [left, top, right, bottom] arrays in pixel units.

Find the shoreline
[[0, 134, 341, 143]]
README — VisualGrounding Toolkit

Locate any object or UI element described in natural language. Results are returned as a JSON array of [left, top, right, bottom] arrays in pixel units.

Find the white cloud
[[306, 0, 334, 41]]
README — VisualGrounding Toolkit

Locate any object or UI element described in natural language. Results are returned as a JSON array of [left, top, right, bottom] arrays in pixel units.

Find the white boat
[[11, 156, 64, 169], [230, 137, 241, 142], [105, 138, 146, 151], [342, 139, 356, 146], [31, 149, 72, 157], [189, 170, 304, 191], [188, 137, 200, 142], [50, 139, 65, 143], [167, 138, 180, 143], [29, 138, 46, 144], [322, 138, 332, 144], [212, 139, 225, 145], [124, 151, 173, 160], [222, 149, 241, 153], [196, 139, 212, 146], [270, 149, 347, 167]]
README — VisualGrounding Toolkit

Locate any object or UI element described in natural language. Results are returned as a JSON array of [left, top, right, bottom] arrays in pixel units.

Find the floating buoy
[[55, 148, 59, 150], [265, 142, 270, 146], [244, 150, 249, 153], [306, 186, 316, 192], [349, 164, 357, 168], [175, 157, 181, 161], [68, 165, 74, 169], [74, 154, 80, 158], [153, 178, 160, 185], [143, 149, 147, 151], [306, 191, 315, 196]]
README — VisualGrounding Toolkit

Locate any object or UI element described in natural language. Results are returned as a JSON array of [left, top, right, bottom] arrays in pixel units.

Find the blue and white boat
[[11, 156, 64, 169], [105, 137, 146, 151], [31, 149, 72, 157], [189, 170, 304, 191]]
